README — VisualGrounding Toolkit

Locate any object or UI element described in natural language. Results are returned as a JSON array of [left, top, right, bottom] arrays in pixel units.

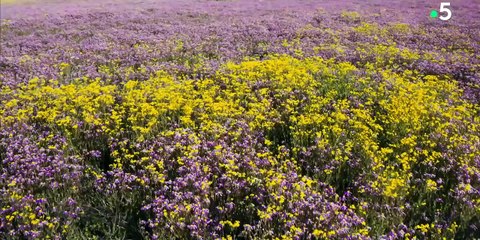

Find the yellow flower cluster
[[1, 54, 479, 238]]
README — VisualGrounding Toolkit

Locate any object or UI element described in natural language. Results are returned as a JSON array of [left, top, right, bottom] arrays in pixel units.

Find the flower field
[[1, 0, 480, 239]]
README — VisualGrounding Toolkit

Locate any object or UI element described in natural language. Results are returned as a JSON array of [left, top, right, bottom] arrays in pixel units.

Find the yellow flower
[[426, 179, 438, 191]]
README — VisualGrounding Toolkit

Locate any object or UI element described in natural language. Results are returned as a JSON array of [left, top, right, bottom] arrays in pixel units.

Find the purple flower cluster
[[1, 0, 479, 101], [136, 123, 365, 239], [0, 124, 83, 239]]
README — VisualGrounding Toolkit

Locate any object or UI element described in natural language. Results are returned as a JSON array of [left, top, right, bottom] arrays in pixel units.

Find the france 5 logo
[[430, 2, 452, 21]]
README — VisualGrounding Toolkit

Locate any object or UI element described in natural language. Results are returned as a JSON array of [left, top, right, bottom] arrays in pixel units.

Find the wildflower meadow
[[1, 0, 479, 239]]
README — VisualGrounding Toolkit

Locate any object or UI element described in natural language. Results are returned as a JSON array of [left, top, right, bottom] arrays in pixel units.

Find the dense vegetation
[[1, 0, 479, 239]]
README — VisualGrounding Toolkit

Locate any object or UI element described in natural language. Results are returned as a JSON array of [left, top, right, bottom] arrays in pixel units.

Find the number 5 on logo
[[439, 2, 452, 21]]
